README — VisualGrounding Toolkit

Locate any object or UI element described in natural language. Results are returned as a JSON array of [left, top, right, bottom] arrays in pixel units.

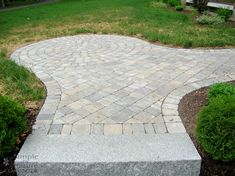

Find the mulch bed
[[0, 100, 44, 176], [178, 81, 235, 176]]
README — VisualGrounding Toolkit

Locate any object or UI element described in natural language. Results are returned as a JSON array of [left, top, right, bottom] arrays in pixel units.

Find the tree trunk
[[1, 0, 5, 8]]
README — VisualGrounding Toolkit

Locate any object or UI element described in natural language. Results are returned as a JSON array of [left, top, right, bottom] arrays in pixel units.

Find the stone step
[[186, 0, 234, 10], [15, 133, 201, 176]]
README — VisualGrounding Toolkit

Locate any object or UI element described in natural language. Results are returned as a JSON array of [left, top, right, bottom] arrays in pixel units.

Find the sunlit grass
[[0, 0, 235, 54], [0, 50, 45, 106]]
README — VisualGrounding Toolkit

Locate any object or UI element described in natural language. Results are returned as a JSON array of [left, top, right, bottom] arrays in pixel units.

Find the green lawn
[[0, 0, 235, 53], [0, 50, 45, 107]]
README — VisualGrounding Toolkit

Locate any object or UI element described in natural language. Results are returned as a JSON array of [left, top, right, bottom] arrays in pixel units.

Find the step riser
[[16, 160, 201, 176]]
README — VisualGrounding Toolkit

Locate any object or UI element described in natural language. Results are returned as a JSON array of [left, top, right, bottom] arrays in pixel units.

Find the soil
[[0, 100, 44, 176], [178, 81, 235, 176]]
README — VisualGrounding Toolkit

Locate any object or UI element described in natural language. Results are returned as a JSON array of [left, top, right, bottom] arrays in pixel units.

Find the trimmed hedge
[[217, 8, 233, 21], [208, 82, 235, 101], [196, 83, 235, 162], [0, 95, 28, 159]]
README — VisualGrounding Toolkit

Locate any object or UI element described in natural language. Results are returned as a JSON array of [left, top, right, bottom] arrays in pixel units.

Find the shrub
[[196, 14, 224, 25], [196, 95, 235, 161], [0, 95, 27, 159], [168, 0, 181, 6], [216, 8, 233, 21], [193, 0, 208, 13], [175, 5, 184, 11], [208, 83, 235, 101]]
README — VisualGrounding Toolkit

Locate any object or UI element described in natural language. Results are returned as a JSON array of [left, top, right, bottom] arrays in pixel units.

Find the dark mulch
[[178, 81, 235, 176], [0, 100, 44, 176]]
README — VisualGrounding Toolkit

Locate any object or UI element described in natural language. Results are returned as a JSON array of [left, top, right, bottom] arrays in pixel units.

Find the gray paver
[[48, 124, 63, 135], [133, 111, 155, 123], [61, 125, 72, 135], [71, 124, 90, 135], [153, 123, 167, 134], [144, 124, 156, 134], [91, 124, 104, 135], [166, 122, 186, 133], [109, 108, 135, 123], [132, 124, 145, 134], [123, 124, 132, 134], [104, 124, 122, 135]]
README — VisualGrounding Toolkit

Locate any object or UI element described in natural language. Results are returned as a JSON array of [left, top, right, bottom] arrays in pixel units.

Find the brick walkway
[[11, 35, 235, 135]]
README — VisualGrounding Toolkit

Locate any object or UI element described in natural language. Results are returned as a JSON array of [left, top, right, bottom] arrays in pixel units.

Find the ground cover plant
[[196, 14, 225, 25], [0, 0, 235, 53]]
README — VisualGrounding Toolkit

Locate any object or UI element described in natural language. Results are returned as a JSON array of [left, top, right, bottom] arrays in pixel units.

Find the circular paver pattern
[[11, 35, 235, 135]]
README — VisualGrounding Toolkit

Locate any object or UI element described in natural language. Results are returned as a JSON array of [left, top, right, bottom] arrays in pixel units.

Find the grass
[[0, 0, 235, 54], [0, 49, 45, 107]]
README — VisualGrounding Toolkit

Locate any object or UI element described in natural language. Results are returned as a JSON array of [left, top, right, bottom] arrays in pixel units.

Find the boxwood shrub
[[208, 82, 235, 101], [175, 5, 184, 11], [217, 8, 233, 21], [168, 0, 181, 6], [196, 95, 235, 161], [0, 95, 28, 159]]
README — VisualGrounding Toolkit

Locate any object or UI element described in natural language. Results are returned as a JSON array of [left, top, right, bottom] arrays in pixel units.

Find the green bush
[[175, 5, 184, 11], [196, 14, 224, 25], [0, 95, 27, 159], [208, 83, 235, 101], [196, 95, 235, 161], [216, 8, 233, 21], [168, 0, 181, 6]]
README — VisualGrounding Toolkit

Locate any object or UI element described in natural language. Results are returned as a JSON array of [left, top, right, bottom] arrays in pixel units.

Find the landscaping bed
[[0, 51, 46, 176], [178, 81, 235, 176], [0, 100, 44, 176]]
